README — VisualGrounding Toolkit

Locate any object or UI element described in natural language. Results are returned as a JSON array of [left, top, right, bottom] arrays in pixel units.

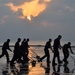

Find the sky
[[0, 0, 75, 43]]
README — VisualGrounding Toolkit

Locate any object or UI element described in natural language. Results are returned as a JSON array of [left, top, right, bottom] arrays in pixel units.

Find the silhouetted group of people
[[39, 35, 74, 66], [0, 38, 30, 66], [0, 35, 74, 67]]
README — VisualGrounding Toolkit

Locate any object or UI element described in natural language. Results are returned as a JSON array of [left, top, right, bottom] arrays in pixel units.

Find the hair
[[49, 38, 52, 42], [58, 35, 62, 38], [27, 38, 29, 41], [18, 38, 21, 41], [7, 39, 10, 42], [68, 42, 71, 45]]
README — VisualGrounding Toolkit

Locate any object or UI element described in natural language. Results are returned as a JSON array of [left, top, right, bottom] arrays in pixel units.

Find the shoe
[[65, 61, 69, 64]]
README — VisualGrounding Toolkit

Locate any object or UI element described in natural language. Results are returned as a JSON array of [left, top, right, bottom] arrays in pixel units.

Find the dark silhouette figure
[[0, 39, 12, 63], [62, 42, 74, 64], [20, 38, 27, 63], [25, 38, 30, 61], [21, 38, 26, 52], [52, 35, 62, 66], [10, 38, 21, 66], [40, 39, 53, 63]]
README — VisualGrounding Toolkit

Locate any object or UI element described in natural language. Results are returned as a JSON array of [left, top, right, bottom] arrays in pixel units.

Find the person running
[[40, 39, 53, 63], [10, 38, 21, 66], [0, 39, 12, 63], [62, 42, 74, 64], [52, 35, 62, 66]]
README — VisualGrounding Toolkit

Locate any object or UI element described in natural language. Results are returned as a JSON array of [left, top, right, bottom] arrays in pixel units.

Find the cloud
[[58, 6, 75, 15], [6, 0, 51, 20]]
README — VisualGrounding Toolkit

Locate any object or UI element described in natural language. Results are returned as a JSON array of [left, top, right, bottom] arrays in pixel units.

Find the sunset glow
[[6, 0, 52, 20]]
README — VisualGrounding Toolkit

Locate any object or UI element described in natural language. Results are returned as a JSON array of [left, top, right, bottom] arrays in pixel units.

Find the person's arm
[[58, 40, 62, 49], [49, 43, 54, 53], [8, 46, 12, 51], [7, 43, 12, 51], [50, 47, 54, 53], [69, 46, 74, 54]]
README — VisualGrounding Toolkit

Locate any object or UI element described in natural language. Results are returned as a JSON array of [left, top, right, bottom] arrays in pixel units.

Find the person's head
[[23, 38, 26, 41], [7, 39, 10, 42], [49, 38, 52, 42], [68, 42, 71, 45], [18, 38, 21, 42], [27, 38, 29, 42], [58, 35, 62, 39]]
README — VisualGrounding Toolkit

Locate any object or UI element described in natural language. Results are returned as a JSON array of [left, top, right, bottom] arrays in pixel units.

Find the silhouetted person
[[40, 39, 53, 63], [21, 38, 26, 52], [62, 42, 73, 64], [25, 38, 30, 61], [0, 39, 12, 63], [52, 35, 62, 66], [20, 38, 27, 63], [10, 38, 21, 66]]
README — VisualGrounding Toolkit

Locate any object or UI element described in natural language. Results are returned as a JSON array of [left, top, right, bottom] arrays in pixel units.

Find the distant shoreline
[[0, 45, 75, 48]]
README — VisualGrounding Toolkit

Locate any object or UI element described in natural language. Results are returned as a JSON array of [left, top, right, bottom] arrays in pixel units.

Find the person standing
[[62, 42, 74, 64], [21, 38, 26, 53], [10, 38, 21, 66], [0, 39, 12, 63], [52, 35, 62, 66], [25, 38, 30, 61], [40, 39, 53, 63], [20, 38, 27, 63]]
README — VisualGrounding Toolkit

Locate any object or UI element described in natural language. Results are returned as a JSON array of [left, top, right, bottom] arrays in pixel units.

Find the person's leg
[[52, 53, 57, 66], [40, 50, 47, 62], [63, 53, 67, 62], [63, 52, 65, 61], [65, 53, 69, 63], [40, 55, 46, 61], [46, 50, 50, 63], [57, 51, 62, 64], [0, 51, 5, 58], [52, 48, 58, 66], [25, 50, 29, 61], [10, 54, 18, 65], [5, 51, 9, 63]]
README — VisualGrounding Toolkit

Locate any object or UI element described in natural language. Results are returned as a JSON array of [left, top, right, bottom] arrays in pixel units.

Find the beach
[[0, 42, 75, 75]]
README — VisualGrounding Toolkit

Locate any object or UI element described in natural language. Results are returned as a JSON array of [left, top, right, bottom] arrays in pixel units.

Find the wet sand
[[0, 46, 75, 75], [0, 53, 75, 75]]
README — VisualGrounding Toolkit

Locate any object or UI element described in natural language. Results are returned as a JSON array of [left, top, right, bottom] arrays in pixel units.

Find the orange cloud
[[6, 0, 51, 20]]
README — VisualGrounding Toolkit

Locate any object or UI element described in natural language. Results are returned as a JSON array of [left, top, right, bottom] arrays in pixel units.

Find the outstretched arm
[[70, 47, 74, 54], [50, 47, 54, 53], [8, 48, 12, 52]]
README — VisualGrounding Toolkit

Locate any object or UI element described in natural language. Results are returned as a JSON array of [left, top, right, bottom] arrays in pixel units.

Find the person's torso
[[2, 42, 9, 50]]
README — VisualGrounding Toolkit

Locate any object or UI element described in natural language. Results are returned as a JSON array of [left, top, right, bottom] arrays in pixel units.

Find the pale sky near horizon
[[0, 0, 75, 43]]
